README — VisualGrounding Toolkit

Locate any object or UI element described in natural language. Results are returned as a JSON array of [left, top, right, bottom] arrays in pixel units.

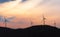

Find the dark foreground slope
[[0, 25, 60, 37]]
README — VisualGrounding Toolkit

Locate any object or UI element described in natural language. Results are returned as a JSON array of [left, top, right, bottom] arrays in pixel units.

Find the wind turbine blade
[[7, 16, 15, 21]]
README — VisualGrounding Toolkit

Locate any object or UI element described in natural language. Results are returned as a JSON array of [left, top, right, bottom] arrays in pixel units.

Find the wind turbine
[[3, 16, 15, 27], [30, 20, 33, 26], [42, 14, 46, 25], [4, 16, 7, 27], [53, 20, 56, 27], [29, 18, 33, 26]]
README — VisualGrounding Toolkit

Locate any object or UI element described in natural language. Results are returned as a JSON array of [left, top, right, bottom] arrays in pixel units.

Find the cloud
[[0, 0, 15, 3], [0, 0, 43, 15], [39, 0, 60, 5], [8, 18, 29, 25], [21, 0, 28, 2], [17, 21, 27, 24], [6, 16, 15, 21]]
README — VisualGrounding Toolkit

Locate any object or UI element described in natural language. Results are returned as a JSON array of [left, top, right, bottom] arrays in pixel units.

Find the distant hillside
[[0, 25, 60, 37]]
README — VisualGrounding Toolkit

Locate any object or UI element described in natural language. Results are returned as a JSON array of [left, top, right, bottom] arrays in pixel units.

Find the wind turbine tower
[[30, 20, 33, 26], [4, 16, 7, 28], [30, 18, 33, 26], [54, 20, 56, 27]]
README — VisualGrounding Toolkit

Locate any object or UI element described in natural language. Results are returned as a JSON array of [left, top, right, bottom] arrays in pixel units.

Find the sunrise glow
[[0, 0, 60, 29]]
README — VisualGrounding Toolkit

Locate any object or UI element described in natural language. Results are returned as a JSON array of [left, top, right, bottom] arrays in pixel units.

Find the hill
[[0, 25, 60, 37], [25, 25, 60, 37]]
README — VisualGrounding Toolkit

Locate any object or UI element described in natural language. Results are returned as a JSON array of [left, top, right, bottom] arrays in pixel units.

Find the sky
[[0, 0, 60, 29]]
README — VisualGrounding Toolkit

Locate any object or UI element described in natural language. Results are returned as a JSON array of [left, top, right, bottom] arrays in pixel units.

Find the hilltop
[[0, 25, 60, 37]]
